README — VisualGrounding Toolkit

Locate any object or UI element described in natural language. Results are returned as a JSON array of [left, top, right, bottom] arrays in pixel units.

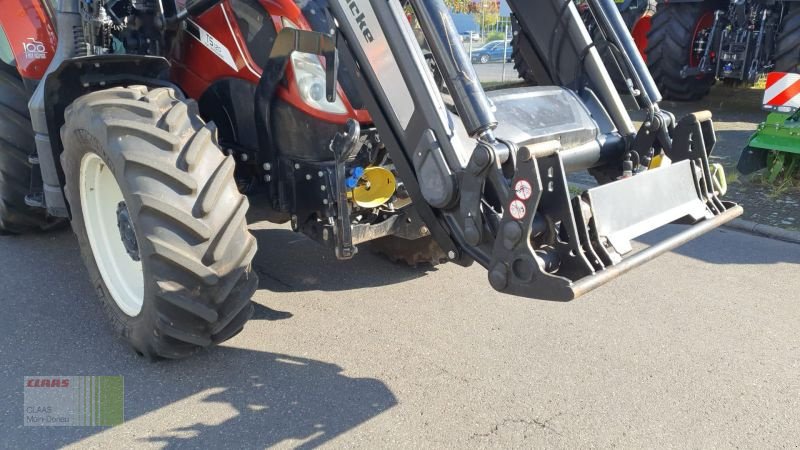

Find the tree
[[444, 0, 474, 14], [476, 1, 501, 33]]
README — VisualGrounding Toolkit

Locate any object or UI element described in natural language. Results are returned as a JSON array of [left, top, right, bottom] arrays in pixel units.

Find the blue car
[[471, 40, 513, 64]]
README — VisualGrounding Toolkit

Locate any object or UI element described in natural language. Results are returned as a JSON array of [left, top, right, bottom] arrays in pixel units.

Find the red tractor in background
[[578, 0, 800, 100], [0, 0, 739, 359]]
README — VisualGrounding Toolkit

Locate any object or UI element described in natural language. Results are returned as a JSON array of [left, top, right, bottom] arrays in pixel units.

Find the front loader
[[0, 0, 740, 359]]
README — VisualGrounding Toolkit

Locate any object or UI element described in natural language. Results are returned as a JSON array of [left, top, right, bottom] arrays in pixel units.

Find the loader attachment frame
[[325, 0, 740, 300]]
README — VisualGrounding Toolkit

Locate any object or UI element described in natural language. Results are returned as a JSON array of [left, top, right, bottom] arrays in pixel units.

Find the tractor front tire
[[645, 3, 715, 101], [775, 6, 800, 73], [0, 69, 53, 234], [61, 86, 258, 359]]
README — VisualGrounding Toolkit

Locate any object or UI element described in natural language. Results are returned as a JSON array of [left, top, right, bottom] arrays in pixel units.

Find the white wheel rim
[[79, 153, 145, 316]]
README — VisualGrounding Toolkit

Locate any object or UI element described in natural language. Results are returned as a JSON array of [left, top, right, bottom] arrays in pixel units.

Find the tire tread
[[646, 3, 715, 101], [61, 86, 258, 359], [775, 7, 800, 73], [0, 70, 52, 233]]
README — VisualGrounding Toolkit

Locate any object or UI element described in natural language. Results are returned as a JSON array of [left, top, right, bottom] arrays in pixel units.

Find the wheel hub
[[116, 201, 140, 261]]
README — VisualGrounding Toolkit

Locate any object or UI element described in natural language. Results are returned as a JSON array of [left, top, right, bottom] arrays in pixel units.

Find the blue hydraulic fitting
[[346, 166, 365, 189]]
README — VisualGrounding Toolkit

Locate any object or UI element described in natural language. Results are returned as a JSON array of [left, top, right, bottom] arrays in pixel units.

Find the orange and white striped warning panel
[[763, 72, 800, 112]]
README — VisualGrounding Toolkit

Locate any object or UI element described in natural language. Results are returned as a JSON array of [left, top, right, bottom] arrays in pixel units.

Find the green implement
[[738, 111, 800, 182]]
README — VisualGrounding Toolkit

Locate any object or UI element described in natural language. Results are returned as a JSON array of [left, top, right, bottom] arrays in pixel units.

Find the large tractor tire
[[61, 86, 258, 359], [0, 68, 53, 234], [511, 16, 540, 85], [623, 0, 658, 60], [645, 3, 716, 101], [775, 6, 800, 73], [588, 2, 656, 92]]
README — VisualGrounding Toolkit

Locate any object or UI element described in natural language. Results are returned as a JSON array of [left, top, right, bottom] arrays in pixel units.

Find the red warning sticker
[[509, 199, 526, 220], [514, 180, 532, 200]]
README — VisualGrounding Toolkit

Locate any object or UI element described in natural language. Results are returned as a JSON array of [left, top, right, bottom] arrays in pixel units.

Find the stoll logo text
[[345, 0, 375, 43]]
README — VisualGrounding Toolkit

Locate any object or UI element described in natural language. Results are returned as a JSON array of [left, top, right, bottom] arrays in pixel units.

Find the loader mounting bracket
[[330, 119, 361, 259]]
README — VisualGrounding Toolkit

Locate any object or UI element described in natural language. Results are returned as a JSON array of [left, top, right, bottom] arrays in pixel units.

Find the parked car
[[471, 40, 513, 64], [460, 31, 481, 42]]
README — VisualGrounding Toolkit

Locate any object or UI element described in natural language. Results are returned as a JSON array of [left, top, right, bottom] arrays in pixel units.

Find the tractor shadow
[[249, 227, 438, 293], [134, 348, 398, 449], [0, 228, 397, 448]]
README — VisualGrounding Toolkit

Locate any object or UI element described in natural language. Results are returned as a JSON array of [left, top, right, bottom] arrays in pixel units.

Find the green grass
[[763, 175, 800, 198], [754, 152, 800, 197], [485, 31, 507, 42], [723, 166, 740, 185], [745, 167, 800, 198]]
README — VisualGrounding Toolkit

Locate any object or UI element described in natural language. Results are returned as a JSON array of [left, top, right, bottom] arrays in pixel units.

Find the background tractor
[[0, 0, 739, 359], [579, 0, 800, 101]]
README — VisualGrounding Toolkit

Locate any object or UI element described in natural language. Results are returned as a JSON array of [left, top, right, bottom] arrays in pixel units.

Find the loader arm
[[324, 0, 740, 300]]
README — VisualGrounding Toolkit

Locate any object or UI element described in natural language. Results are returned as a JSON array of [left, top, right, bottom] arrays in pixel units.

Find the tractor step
[[26, 150, 46, 209], [24, 192, 45, 208]]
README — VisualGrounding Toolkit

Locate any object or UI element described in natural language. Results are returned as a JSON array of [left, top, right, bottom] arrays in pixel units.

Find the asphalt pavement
[[473, 62, 517, 84], [2, 221, 799, 447]]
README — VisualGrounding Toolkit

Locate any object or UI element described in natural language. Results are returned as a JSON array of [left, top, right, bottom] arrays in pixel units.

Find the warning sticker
[[514, 180, 533, 200], [509, 200, 526, 220]]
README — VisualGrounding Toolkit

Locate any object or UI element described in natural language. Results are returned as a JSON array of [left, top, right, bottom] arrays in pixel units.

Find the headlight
[[290, 52, 347, 114], [282, 18, 347, 115]]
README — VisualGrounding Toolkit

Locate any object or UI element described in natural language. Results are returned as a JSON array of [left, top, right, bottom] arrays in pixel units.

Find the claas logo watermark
[[23, 376, 124, 426]]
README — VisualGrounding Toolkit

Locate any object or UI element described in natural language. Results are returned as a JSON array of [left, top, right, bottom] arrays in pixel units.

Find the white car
[[460, 32, 481, 42]]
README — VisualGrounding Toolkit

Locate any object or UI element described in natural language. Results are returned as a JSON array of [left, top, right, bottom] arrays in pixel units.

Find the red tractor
[[0, 0, 739, 359], [578, 0, 800, 100]]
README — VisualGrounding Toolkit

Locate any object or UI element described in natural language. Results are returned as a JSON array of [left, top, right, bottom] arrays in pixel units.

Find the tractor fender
[[35, 55, 172, 217]]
